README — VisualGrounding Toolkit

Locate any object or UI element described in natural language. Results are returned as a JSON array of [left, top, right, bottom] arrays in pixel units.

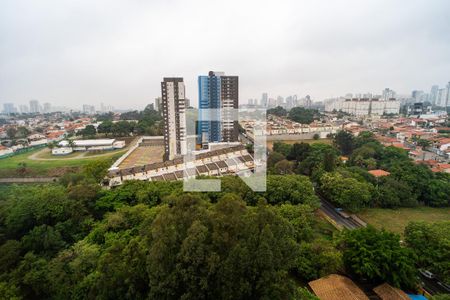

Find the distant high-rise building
[[198, 71, 239, 147], [29, 100, 40, 113], [82, 104, 95, 115], [276, 96, 284, 107], [261, 93, 268, 107], [100, 102, 114, 113], [446, 82, 450, 108], [286, 96, 293, 109], [154, 97, 162, 113], [429, 85, 439, 105], [305, 95, 312, 108], [43, 102, 51, 113], [185, 98, 191, 108], [268, 98, 277, 108], [3, 103, 17, 115], [382, 88, 396, 100], [412, 90, 424, 100], [161, 77, 187, 161], [436, 88, 447, 107], [19, 105, 29, 114]]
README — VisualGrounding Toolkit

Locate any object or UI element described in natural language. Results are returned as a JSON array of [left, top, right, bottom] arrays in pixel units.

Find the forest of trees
[[0, 129, 449, 299], [79, 105, 163, 138], [266, 106, 321, 125], [269, 131, 450, 210], [0, 162, 449, 298]]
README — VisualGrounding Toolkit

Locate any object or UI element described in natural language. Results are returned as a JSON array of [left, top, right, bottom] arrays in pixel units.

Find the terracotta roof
[[46, 131, 65, 139], [308, 274, 369, 300], [368, 169, 391, 177], [436, 138, 450, 145], [391, 143, 410, 150], [373, 283, 409, 300], [421, 159, 439, 166], [432, 163, 450, 173]]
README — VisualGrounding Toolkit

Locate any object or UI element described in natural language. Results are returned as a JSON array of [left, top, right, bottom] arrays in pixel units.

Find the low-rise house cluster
[[106, 145, 255, 187], [241, 115, 341, 138]]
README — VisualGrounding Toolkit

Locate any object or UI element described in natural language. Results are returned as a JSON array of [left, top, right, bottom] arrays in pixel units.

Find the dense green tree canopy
[[319, 172, 372, 212], [404, 221, 450, 285], [338, 226, 418, 290], [333, 130, 354, 155], [288, 107, 319, 124], [0, 172, 340, 299], [267, 106, 287, 117]]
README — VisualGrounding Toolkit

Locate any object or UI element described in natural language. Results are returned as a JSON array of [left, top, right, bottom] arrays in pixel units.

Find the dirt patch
[[47, 166, 81, 177]]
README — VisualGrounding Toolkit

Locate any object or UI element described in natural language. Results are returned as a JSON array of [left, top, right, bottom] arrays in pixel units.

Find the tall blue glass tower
[[198, 71, 239, 148], [198, 72, 222, 146]]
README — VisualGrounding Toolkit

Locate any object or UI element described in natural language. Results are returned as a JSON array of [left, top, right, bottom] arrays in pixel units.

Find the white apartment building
[[325, 98, 400, 116], [161, 77, 187, 161]]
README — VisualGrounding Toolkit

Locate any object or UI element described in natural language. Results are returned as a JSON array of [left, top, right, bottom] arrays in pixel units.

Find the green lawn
[[0, 148, 125, 178], [358, 207, 450, 236], [267, 139, 332, 150]]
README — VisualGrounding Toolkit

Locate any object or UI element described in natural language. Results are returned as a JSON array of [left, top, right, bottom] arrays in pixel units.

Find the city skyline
[[1, 0, 450, 109]]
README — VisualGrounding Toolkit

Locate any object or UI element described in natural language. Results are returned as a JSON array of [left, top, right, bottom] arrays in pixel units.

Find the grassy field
[[0, 148, 126, 178], [358, 207, 450, 235], [267, 138, 332, 150]]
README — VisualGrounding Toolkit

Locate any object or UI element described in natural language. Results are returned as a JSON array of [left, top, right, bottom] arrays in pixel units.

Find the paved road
[[28, 148, 127, 161], [419, 274, 450, 295], [318, 193, 449, 296], [318, 195, 361, 230], [0, 177, 58, 183]]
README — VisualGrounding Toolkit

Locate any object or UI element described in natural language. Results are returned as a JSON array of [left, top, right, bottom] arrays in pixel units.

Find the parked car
[[419, 269, 435, 279]]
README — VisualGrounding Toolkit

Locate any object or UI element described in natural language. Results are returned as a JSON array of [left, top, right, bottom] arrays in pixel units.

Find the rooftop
[[59, 139, 117, 147], [308, 274, 369, 300], [368, 169, 391, 177], [373, 283, 409, 300]]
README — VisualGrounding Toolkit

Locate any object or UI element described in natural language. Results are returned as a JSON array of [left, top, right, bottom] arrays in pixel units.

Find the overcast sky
[[1, 0, 450, 109]]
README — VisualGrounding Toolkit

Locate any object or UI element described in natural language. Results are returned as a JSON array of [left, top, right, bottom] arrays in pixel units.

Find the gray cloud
[[1, 0, 449, 109]]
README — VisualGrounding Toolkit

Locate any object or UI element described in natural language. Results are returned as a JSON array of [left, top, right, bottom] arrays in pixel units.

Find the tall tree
[[405, 221, 450, 285], [338, 226, 417, 289], [288, 107, 318, 124], [267, 106, 287, 117], [333, 130, 354, 155], [319, 172, 372, 212]]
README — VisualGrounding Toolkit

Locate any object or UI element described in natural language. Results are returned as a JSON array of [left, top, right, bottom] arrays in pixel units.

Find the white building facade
[[161, 77, 187, 161], [325, 98, 400, 116]]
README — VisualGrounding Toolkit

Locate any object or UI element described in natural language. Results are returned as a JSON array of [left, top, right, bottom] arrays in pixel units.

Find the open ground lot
[[0, 147, 126, 178], [118, 145, 164, 169], [358, 207, 450, 235]]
